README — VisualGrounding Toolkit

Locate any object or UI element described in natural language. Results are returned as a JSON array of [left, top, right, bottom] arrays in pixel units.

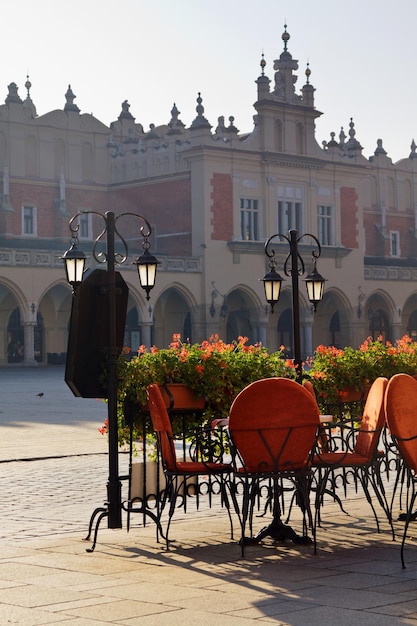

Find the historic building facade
[[1, 27, 417, 366]]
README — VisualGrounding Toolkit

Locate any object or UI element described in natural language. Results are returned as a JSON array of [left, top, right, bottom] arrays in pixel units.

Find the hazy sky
[[3, 0, 416, 162]]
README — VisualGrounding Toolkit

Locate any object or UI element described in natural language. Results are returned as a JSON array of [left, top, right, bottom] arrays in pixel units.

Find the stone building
[[1, 26, 417, 366]]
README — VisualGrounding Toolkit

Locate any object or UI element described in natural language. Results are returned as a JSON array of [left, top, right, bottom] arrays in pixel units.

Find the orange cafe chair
[[385, 373, 417, 567], [228, 377, 320, 556], [146, 383, 233, 547], [313, 377, 391, 535]]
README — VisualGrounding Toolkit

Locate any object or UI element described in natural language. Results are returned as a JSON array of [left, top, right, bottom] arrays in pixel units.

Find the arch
[[365, 290, 396, 342], [37, 282, 73, 363], [153, 284, 196, 347], [7, 308, 24, 362], [277, 307, 293, 356], [225, 289, 256, 344], [316, 287, 353, 348], [408, 310, 417, 341]]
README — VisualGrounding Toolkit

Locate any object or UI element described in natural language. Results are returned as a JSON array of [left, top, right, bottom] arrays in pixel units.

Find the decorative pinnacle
[[282, 23, 290, 51], [260, 52, 266, 76]]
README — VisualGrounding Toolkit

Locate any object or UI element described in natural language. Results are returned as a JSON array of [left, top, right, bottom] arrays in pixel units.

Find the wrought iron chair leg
[[84, 505, 107, 542], [401, 480, 417, 568], [85, 509, 108, 553]]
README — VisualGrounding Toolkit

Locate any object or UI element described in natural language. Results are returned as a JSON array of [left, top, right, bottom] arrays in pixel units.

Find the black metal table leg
[[242, 478, 312, 546]]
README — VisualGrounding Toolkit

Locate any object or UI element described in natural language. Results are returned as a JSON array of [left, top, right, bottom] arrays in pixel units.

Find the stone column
[[22, 322, 37, 366]]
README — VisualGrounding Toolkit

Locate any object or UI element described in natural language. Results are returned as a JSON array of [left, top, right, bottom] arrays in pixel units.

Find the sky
[[2, 0, 416, 163]]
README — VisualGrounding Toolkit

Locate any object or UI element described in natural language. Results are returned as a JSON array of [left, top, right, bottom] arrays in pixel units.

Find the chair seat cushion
[[312, 451, 380, 467], [174, 461, 232, 474]]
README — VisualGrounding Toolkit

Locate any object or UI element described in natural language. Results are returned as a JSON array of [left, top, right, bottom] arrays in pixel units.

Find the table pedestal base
[[242, 517, 312, 546]]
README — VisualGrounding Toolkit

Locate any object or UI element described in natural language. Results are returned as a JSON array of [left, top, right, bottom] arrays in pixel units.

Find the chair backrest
[[354, 376, 388, 458], [147, 383, 177, 472], [228, 377, 320, 473], [303, 379, 317, 402], [303, 379, 330, 450], [385, 373, 417, 472]]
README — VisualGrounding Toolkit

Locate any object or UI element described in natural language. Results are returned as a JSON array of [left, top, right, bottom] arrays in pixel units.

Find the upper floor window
[[78, 212, 92, 239], [318, 205, 334, 246], [390, 231, 400, 257], [240, 198, 259, 241], [22, 205, 36, 236], [277, 186, 303, 233]]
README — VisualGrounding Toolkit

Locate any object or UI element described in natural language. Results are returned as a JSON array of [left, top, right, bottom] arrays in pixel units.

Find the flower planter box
[[130, 460, 165, 503], [130, 459, 198, 504]]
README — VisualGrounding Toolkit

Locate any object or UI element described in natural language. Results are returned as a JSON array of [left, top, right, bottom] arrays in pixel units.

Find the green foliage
[[305, 335, 417, 406], [113, 334, 295, 448], [98, 333, 417, 448]]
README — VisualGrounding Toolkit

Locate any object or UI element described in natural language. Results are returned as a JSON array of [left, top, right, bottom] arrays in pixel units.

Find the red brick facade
[[340, 186, 359, 249], [210, 173, 233, 241]]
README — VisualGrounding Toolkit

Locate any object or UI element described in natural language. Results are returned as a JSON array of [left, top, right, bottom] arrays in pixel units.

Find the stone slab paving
[[2, 367, 417, 624]]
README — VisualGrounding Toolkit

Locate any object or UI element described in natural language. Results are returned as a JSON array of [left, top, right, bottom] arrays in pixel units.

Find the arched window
[[329, 311, 341, 348], [124, 307, 140, 353], [368, 308, 390, 342], [277, 308, 293, 357], [407, 310, 417, 342], [183, 312, 192, 343], [7, 308, 24, 363]]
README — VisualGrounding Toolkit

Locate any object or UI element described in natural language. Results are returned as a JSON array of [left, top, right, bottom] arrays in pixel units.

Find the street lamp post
[[61, 210, 159, 550], [245, 229, 327, 548], [261, 229, 326, 383]]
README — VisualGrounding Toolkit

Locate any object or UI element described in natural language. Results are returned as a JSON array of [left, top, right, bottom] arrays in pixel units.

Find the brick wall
[[210, 173, 233, 241], [340, 186, 359, 249]]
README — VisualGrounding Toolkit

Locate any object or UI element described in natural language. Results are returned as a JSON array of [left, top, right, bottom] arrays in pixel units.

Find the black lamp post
[[61, 210, 159, 549], [261, 229, 326, 384]]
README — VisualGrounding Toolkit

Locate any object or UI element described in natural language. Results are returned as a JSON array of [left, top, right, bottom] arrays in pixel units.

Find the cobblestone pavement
[[1, 366, 121, 542], [0, 366, 108, 461], [3, 368, 417, 625]]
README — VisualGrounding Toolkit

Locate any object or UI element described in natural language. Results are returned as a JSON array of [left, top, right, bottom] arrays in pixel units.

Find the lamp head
[[133, 247, 160, 300], [61, 243, 86, 293], [304, 264, 326, 312], [260, 266, 284, 313]]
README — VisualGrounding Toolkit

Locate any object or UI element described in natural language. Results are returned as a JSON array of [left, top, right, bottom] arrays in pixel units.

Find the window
[[390, 231, 400, 257], [240, 198, 259, 241], [22, 205, 36, 236], [79, 212, 92, 239], [277, 186, 303, 233], [318, 205, 333, 245]]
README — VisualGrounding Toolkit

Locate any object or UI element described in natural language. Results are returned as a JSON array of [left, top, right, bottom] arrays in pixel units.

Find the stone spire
[[272, 24, 299, 102], [64, 85, 80, 113], [301, 61, 315, 107], [118, 100, 135, 121], [374, 138, 387, 156], [22, 75, 37, 118], [345, 118, 363, 154], [167, 102, 185, 135], [190, 93, 212, 130], [409, 139, 417, 159], [256, 52, 271, 100], [5, 82, 23, 105]]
